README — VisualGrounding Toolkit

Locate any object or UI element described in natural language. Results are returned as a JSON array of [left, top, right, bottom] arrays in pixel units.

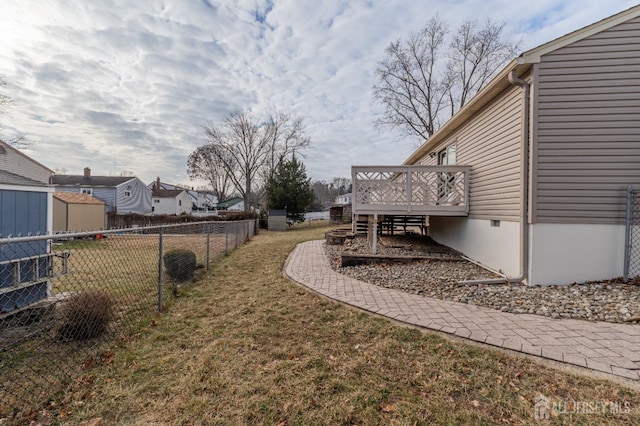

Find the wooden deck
[[351, 165, 470, 216]]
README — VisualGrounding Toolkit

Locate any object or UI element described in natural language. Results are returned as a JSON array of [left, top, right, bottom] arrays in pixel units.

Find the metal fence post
[[0, 220, 262, 408], [206, 224, 211, 270], [225, 224, 229, 255], [157, 226, 164, 312], [624, 185, 633, 282]]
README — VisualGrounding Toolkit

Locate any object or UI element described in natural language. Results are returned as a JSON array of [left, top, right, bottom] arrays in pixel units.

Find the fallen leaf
[[381, 403, 396, 413], [471, 400, 480, 407], [81, 358, 97, 370]]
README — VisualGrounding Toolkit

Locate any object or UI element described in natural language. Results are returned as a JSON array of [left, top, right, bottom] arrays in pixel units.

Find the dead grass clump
[[57, 290, 114, 341]]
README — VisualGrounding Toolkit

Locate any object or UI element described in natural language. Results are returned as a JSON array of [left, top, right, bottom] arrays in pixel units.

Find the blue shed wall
[[0, 189, 50, 313], [0, 190, 47, 238]]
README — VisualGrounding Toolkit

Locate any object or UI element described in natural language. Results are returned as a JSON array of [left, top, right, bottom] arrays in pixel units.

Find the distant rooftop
[[52, 175, 135, 187], [152, 189, 186, 198], [53, 191, 105, 205]]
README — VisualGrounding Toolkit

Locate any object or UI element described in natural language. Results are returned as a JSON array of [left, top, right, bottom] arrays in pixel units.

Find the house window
[[438, 144, 456, 166], [438, 144, 457, 203], [179, 200, 182, 206], [124, 190, 131, 197], [154, 199, 160, 204], [81, 188, 93, 196]]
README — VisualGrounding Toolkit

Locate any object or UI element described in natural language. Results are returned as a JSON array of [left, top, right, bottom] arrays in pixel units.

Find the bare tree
[[261, 108, 311, 186], [0, 77, 10, 110], [330, 177, 352, 196], [188, 109, 310, 212], [373, 17, 450, 142], [373, 16, 521, 143], [0, 76, 29, 148], [447, 19, 521, 114], [187, 143, 234, 203]]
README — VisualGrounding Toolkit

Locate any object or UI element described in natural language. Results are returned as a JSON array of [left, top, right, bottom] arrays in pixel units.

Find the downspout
[[459, 70, 530, 286], [507, 70, 530, 285]]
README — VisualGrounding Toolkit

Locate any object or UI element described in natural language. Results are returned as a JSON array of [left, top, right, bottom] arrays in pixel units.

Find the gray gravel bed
[[324, 236, 640, 324]]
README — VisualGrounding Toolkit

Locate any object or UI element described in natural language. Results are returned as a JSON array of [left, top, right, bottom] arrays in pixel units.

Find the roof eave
[[520, 4, 640, 63], [0, 139, 55, 174], [404, 59, 529, 165], [403, 4, 640, 166]]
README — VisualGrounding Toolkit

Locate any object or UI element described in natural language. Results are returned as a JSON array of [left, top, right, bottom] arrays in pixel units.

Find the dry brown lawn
[[9, 222, 640, 425]]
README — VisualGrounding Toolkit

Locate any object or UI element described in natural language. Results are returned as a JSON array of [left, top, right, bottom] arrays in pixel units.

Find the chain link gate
[[624, 185, 640, 281]]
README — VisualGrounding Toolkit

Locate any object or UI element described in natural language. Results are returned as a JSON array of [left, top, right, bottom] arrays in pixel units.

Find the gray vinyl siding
[[419, 85, 523, 221], [115, 178, 152, 214], [54, 179, 151, 214], [93, 188, 117, 212], [535, 16, 640, 224], [0, 143, 51, 184]]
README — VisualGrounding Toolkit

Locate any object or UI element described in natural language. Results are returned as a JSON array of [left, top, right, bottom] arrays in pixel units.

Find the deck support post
[[372, 213, 378, 254]]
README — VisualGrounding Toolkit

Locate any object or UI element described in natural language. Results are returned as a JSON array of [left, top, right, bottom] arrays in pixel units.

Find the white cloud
[[0, 0, 636, 187]]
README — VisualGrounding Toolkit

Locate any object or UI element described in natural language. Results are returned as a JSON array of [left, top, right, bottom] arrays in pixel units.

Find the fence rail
[[0, 219, 257, 417]]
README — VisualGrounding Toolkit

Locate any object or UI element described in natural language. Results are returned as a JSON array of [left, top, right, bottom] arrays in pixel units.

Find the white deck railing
[[351, 165, 470, 216]]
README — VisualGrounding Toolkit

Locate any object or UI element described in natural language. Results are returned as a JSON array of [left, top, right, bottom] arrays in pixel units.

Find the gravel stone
[[324, 235, 640, 324]]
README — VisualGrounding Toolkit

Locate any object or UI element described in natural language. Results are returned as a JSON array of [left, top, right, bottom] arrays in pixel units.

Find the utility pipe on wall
[[459, 70, 531, 286], [507, 70, 531, 286]]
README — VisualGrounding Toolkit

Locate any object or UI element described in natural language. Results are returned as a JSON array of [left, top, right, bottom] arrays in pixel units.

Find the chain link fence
[[0, 219, 257, 416], [624, 185, 640, 282]]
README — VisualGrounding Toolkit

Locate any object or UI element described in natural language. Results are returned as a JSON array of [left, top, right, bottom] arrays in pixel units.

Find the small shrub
[[57, 290, 114, 341], [163, 249, 197, 281]]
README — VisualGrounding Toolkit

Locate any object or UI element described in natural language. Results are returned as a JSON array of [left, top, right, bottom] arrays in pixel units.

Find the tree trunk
[[244, 174, 252, 212]]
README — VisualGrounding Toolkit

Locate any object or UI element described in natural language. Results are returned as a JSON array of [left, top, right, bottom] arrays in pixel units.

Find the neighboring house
[[151, 189, 192, 215], [352, 5, 640, 286], [53, 192, 105, 232], [0, 140, 55, 313], [217, 197, 245, 212], [149, 178, 218, 212], [0, 140, 53, 185], [52, 167, 152, 215], [335, 193, 353, 205]]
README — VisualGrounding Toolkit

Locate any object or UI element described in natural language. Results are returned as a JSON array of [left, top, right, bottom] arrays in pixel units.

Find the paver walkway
[[284, 240, 640, 381]]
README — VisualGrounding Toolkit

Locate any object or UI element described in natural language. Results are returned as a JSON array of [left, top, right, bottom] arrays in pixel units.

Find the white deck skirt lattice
[[352, 165, 470, 216]]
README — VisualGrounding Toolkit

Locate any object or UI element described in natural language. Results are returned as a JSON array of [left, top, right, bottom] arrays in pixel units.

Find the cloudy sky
[[0, 0, 636, 188]]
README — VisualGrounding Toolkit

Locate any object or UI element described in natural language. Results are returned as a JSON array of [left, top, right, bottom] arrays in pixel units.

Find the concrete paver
[[284, 240, 640, 381]]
